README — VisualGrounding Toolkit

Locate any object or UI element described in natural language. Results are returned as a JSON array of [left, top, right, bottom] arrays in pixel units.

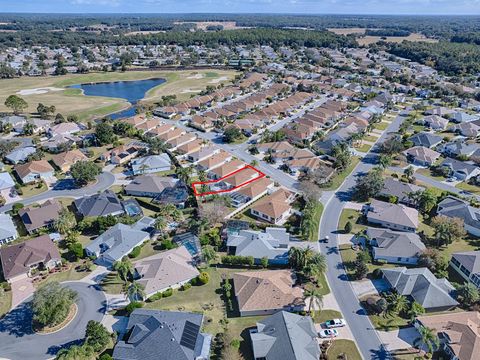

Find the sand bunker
[[17, 87, 64, 96], [209, 76, 229, 84], [187, 73, 205, 80]]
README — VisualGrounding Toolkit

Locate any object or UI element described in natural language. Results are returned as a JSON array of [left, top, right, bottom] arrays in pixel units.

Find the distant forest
[[1, 14, 480, 75]]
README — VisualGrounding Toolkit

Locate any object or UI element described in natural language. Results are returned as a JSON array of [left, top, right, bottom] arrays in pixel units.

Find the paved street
[[0, 282, 106, 360], [317, 114, 405, 360], [0, 171, 115, 212]]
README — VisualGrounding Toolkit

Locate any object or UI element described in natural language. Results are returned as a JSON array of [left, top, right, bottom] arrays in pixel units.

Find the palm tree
[[23, 123, 37, 136], [113, 259, 133, 283], [378, 154, 392, 169], [202, 245, 217, 264], [54, 209, 77, 235], [414, 325, 440, 355], [404, 166, 415, 182], [176, 166, 192, 184], [154, 217, 167, 232], [304, 283, 324, 316], [304, 253, 327, 280], [127, 281, 146, 301], [386, 292, 409, 316]]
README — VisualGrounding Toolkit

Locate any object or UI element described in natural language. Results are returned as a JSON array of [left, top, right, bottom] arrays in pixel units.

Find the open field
[[0, 69, 237, 121], [357, 33, 438, 46], [327, 28, 367, 35], [173, 21, 249, 31]]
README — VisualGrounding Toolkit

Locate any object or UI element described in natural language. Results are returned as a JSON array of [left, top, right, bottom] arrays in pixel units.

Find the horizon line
[[1, 12, 480, 16]]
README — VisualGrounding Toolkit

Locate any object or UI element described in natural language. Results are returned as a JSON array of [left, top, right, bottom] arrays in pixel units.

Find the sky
[[1, 0, 480, 15]]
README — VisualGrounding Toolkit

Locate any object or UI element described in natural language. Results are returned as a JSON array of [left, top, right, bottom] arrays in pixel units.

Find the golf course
[[0, 69, 237, 121]]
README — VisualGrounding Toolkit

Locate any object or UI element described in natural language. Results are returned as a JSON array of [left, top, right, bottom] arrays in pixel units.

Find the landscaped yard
[[313, 309, 342, 323], [338, 209, 367, 234], [363, 135, 379, 143], [415, 168, 446, 182], [101, 272, 124, 295], [374, 122, 389, 130], [368, 312, 409, 331], [322, 156, 361, 191], [327, 339, 362, 360], [20, 181, 48, 198], [456, 181, 480, 194], [307, 201, 323, 242], [0, 290, 12, 318], [356, 143, 372, 153]]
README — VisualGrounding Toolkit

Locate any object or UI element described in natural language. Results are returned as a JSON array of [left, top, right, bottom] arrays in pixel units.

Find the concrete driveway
[[351, 279, 390, 298], [10, 278, 35, 310], [378, 326, 419, 351], [0, 282, 106, 360]]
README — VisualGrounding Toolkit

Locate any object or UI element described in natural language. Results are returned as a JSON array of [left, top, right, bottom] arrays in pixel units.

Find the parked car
[[318, 329, 339, 338], [324, 319, 346, 328]]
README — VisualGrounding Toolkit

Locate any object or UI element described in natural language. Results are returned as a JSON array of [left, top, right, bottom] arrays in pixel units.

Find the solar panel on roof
[[180, 321, 200, 350]]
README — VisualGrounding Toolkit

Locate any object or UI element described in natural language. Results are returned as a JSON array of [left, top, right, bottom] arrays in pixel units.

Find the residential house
[[209, 159, 245, 180], [133, 246, 199, 299], [366, 228, 426, 265], [227, 227, 292, 265], [450, 251, 480, 289], [102, 143, 144, 165], [0, 172, 15, 192], [19, 199, 62, 234], [420, 115, 449, 131], [196, 150, 232, 171], [0, 235, 62, 282], [232, 270, 304, 316], [157, 128, 186, 143], [403, 146, 441, 166], [451, 122, 480, 138], [379, 178, 424, 206], [415, 312, 480, 360], [131, 154, 172, 175], [1, 115, 27, 133], [48, 122, 82, 137], [5, 146, 36, 164], [409, 132, 443, 149], [125, 175, 178, 198], [175, 139, 203, 156], [166, 133, 196, 150], [437, 196, 480, 237], [362, 199, 419, 232], [51, 149, 88, 173], [74, 190, 125, 218], [0, 213, 18, 245], [250, 311, 320, 360], [85, 217, 154, 265], [172, 232, 202, 258], [382, 267, 459, 311], [112, 309, 211, 360], [250, 188, 294, 225], [438, 141, 480, 158], [451, 111, 479, 124], [14, 160, 55, 184], [231, 177, 274, 207], [187, 146, 220, 163], [440, 158, 480, 181]]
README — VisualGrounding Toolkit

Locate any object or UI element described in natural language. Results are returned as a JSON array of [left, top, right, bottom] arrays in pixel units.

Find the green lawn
[[20, 182, 48, 198], [363, 135, 379, 142], [38, 263, 89, 286], [415, 168, 446, 182], [368, 312, 410, 331], [338, 209, 367, 234], [0, 290, 12, 318], [355, 143, 372, 153], [307, 201, 323, 242], [327, 339, 362, 360], [322, 157, 361, 191], [100, 272, 124, 295], [313, 309, 342, 323], [456, 181, 480, 194], [317, 271, 331, 296], [374, 122, 389, 130]]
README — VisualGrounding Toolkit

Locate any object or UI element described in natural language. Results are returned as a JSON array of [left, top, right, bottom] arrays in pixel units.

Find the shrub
[[125, 301, 143, 314], [344, 221, 353, 233], [181, 283, 192, 291], [11, 203, 24, 214], [99, 355, 113, 360], [371, 268, 383, 279], [221, 255, 255, 267], [198, 272, 210, 285], [148, 292, 162, 302], [128, 246, 141, 259], [162, 288, 173, 297], [230, 339, 241, 349], [161, 239, 175, 250], [69, 242, 84, 259]]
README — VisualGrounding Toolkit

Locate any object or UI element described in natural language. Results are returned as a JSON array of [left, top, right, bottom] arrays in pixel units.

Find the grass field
[[307, 201, 324, 241], [0, 69, 237, 121], [327, 339, 362, 360], [338, 209, 367, 234], [0, 290, 12, 318], [322, 157, 361, 191]]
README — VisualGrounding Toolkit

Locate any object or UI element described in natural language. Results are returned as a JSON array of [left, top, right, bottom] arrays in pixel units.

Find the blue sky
[[1, 0, 480, 15]]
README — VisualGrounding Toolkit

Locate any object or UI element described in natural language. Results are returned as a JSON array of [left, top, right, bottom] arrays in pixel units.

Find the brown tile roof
[[15, 160, 54, 179], [236, 177, 274, 198], [0, 235, 61, 280], [197, 150, 231, 170], [18, 199, 62, 233], [210, 159, 245, 178], [51, 150, 88, 170], [157, 127, 185, 141], [232, 270, 303, 313], [176, 139, 203, 155], [250, 188, 293, 219], [417, 312, 480, 360], [166, 133, 197, 148]]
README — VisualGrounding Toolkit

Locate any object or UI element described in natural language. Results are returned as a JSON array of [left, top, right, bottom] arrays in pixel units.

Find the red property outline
[[192, 164, 266, 197]]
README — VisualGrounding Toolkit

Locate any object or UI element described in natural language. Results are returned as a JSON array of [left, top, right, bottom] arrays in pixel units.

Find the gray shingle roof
[[382, 267, 458, 309], [74, 190, 124, 217], [367, 228, 426, 259], [409, 132, 443, 148], [113, 309, 210, 360], [0, 214, 18, 242], [251, 311, 320, 360], [437, 196, 480, 231], [452, 251, 480, 274], [380, 178, 424, 203]]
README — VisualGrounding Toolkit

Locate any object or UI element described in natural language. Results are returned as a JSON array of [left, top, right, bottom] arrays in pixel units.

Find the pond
[[69, 77, 166, 119]]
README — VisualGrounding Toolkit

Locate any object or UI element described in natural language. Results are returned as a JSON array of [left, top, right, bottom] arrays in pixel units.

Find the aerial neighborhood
[[0, 10, 479, 360]]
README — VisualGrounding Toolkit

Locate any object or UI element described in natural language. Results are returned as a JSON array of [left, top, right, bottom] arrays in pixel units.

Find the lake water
[[69, 77, 166, 119]]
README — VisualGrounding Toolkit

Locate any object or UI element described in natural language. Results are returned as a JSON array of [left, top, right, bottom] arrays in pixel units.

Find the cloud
[[71, 0, 121, 6]]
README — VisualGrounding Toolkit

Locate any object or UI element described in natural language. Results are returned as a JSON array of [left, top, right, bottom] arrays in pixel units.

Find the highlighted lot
[[192, 164, 265, 197]]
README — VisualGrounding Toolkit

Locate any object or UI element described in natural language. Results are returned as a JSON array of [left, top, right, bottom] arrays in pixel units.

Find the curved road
[[0, 172, 115, 213], [319, 115, 405, 360], [0, 282, 106, 360]]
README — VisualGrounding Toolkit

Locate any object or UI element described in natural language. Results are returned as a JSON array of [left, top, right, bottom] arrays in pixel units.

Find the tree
[[332, 143, 351, 171], [354, 259, 368, 280], [202, 245, 217, 264], [457, 282, 480, 307], [304, 283, 324, 315], [85, 320, 111, 352], [198, 271, 210, 284], [95, 122, 115, 145], [408, 301, 425, 320], [404, 166, 415, 181], [260, 256, 269, 268], [176, 166, 193, 184], [153, 217, 167, 232], [70, 161, 101, 186], [32, 282, 77, 328], [354, 167, 384, 201], [378, 154, 392, 169], [4, 95, 28, 114], [55, 344, 94, 360], [223, 127, 243, 143], [113, 259, 133, 283], [418, 249, 449, 278], [381, 136, 404, 155], [198, 198, 229, 226], [431, 215, 466, 247], [23, 122, 37, 136], [69, 242, 84, 259], [414, 325, 439, 355], [127, 281, 146, 301], [386, 292, 409, 316], [417, 189, 438, 216], [344, 221, 353, 233], [54, 209, 76, 235]]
